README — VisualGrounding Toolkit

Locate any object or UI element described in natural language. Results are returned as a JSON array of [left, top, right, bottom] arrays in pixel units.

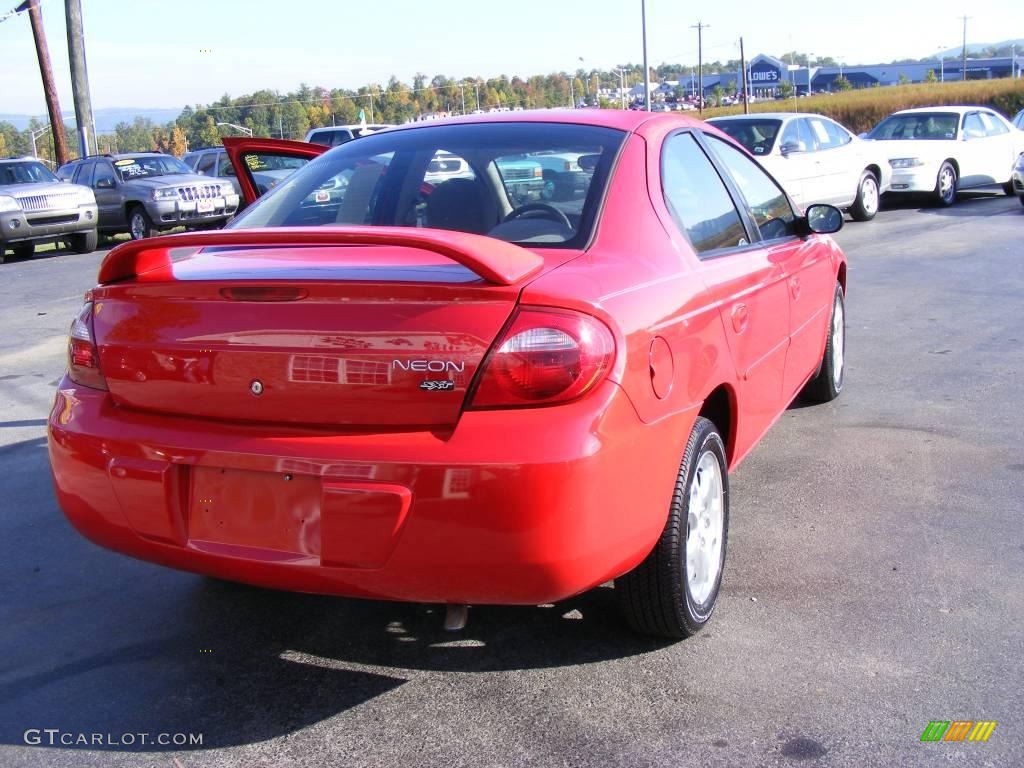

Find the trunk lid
[[92, 233, 579, 428]]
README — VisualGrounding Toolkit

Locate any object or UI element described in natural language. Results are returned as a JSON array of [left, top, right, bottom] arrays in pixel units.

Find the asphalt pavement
[[1, 194, 1022, 767]]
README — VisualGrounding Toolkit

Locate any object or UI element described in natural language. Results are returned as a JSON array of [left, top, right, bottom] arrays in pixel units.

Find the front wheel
[[1003, 180, 1015, 196], [128, 206, 158, 240], [849, 171, 879, 221], [934, 162, 957, 207], [5, 242, 35, 262], [616, 416, 729, 639], [801, 282, 845, 403]]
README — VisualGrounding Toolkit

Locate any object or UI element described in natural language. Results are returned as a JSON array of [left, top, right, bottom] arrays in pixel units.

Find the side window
[[196, 152, 217, 176], [807, 118, 835, 149], [781, 120, 817, 152], [57, 164, 76, 182], [93, 161, 116, 187], [75, 161, 95, 187], [217, 153, 237, 177], [705, 136, 795, 240], [962, 113, 985, 138], [661, 132, 748, 255], [978, 112, 1008, 136], [822, 119, 852, 148]]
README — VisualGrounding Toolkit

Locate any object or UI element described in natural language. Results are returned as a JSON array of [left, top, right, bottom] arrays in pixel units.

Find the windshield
[[0, 161, 60, 185], [232, 122, 626, 249], [709, 119, 782, 155], [113, 155, 192, 182], [867, 113, 959, 140]]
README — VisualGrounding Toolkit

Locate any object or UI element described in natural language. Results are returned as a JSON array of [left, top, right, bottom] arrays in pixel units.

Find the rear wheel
[[67, 230, 98, 254], [934, 162, 957, 207], [128, 206, 158, 240], [849, 171, 879, 221], [801, 282, 845, 403], [617, 416, 729, 639]]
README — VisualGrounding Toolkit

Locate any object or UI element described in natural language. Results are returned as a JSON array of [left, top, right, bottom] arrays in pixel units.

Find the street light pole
[[216, 122, 253, 137], [30, 123, 51, 159], [641, 0, 651, 111], [807, 53, 814, 95]]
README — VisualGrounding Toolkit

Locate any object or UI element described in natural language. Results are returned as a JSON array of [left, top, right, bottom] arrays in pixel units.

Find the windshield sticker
[[114, 159, 137, 166]]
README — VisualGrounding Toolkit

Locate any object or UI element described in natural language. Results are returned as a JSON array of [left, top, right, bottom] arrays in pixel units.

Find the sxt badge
[[419, 380, 455, 391]]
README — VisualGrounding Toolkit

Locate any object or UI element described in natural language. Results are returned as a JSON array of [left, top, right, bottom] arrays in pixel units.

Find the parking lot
[[1, 193, 1022, 767]]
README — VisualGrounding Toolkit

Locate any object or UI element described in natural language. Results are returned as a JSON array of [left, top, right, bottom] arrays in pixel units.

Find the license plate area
[[189, 467, 321, 556], [196, 199, 215, 213]]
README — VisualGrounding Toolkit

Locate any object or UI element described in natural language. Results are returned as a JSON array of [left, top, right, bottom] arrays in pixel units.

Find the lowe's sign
[[750, 61, 781, 83]]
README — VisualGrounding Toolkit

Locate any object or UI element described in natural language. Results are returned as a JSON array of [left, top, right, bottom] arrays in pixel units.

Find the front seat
[[425, 178, 498, 234]]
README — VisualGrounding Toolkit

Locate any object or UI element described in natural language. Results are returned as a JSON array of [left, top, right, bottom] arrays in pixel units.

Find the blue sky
[[1, 0, 1019, 115]]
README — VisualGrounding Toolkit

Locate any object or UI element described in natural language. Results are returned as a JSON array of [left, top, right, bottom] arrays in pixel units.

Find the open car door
[[222, 136, 327, 206]]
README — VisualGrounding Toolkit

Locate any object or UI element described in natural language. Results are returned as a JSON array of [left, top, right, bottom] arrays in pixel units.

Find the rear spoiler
[[97, 226, 545, 286]]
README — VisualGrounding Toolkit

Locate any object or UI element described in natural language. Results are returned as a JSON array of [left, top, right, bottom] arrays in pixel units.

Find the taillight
[[469, 308, 615, 408], [68, 301, 108, 390]]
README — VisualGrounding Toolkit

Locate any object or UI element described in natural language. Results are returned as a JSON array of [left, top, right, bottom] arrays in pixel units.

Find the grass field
[[702, 78, 1024, 133]]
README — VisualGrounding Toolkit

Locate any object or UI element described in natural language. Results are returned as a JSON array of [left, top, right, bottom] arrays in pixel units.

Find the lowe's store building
[[735, 53, 1022, 97]]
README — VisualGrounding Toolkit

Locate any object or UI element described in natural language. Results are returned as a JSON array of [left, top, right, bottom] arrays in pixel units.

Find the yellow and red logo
[[921, 721, 996, 742]]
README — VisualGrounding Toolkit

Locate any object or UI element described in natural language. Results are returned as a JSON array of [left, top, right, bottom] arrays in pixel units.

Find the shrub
[[706, 79, 1024, 132]]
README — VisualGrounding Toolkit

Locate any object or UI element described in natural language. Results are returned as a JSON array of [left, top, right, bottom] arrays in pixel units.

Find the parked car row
[[708, 105, 1024, 218]]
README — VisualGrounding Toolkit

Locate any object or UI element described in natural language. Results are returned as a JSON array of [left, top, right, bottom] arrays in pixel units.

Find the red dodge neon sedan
[[48, 111, 847, 638]]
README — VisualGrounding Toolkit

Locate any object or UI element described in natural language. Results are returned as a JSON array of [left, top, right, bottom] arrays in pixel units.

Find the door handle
[[731, 303, 749, 334], [790, 277, 801, 300]]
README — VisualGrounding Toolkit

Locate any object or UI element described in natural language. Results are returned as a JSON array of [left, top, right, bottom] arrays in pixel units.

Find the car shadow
[[880, 189, 1011, 216], [0, 435, 671, 752]]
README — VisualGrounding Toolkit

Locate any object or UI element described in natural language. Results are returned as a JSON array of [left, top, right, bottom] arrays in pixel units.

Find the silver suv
[[1, 157, 98, 262], [57, 153, 240, 240]]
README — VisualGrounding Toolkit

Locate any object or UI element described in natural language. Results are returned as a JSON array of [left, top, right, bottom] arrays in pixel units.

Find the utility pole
[[20, 0, 70, 165], [960, 15, 971, 81], [691, 21, 709, 115], [641, 0, 651, 111], [65, 0, 96, 156], [740, 37, 749, 114]]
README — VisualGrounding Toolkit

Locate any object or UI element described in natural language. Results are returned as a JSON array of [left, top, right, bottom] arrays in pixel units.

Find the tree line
[[4, 44, 1018, 164]]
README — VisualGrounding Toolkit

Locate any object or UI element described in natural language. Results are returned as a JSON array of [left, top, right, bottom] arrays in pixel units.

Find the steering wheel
[[504, 203, 572, 230]]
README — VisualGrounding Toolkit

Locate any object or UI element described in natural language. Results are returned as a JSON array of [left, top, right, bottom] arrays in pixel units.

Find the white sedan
[[863, 106, 1024, 206], [707, 112, 891, 221]]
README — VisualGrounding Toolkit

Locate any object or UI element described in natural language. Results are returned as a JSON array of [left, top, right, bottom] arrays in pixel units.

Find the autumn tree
[[168, 125, 188, 157]]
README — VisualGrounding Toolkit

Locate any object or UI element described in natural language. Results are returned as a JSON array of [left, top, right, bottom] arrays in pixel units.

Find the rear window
[[307, 128, 356, 147], [867, 113, 959, 140], [232, 122, 626, 249], [709, 119, 782, 155]]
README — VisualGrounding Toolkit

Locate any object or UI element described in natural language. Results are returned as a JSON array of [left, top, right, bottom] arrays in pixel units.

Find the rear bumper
[[0, 204, 97, 245], [48, 376, 692, 604]]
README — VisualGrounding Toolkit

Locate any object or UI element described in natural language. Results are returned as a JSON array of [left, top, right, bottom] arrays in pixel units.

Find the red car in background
[[48, 111, 847, 639]]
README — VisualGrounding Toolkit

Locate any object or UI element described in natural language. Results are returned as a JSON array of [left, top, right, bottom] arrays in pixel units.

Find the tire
[[1019, 195, 1024, 208], [1003, 180, 1015, 196], [617, 416, 729, 639], [801, 282, 845, 403], [128, 206, 158, 240], [933, 161, 957, 207], [67, 230, 98, 254], [849, 171, 880, 221]]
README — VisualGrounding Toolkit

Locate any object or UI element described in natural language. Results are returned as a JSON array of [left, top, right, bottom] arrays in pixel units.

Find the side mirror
[[95, 177, 114, 189], [802, 204, 844, 235], [780, 141, 801, 156], [577, 154, 600, 172]]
